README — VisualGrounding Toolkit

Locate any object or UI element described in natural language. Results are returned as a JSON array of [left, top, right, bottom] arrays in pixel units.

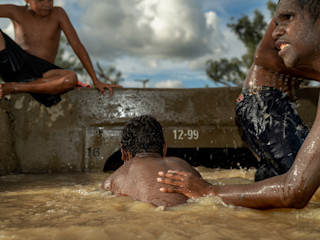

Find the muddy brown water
[[1, 167, 320, 240]]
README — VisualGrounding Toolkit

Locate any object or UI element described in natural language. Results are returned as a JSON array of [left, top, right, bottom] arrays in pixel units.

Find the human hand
[[94, 81, 123, 97], [157, 170, 212, 198]]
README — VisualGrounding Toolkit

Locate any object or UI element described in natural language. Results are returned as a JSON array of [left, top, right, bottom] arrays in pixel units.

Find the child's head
[[121, 115, 165, 157], [278, 0, 320, 22], [273, 0, 320, 68], [25, 0, 54, 17]]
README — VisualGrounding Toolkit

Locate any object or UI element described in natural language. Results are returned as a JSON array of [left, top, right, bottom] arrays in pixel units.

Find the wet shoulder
[[165, 157, 191, 167], [126, 157, 195, 175], [165, 157, 201, 176], [129, 157, 162, 167], [127, 157, 169, 174]]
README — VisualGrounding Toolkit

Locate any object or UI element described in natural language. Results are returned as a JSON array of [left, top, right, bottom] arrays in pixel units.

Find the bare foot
[[0, 83, 15, 99]]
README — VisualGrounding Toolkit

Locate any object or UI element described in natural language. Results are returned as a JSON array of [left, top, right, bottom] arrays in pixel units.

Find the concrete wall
[[0, 87, 318, 174], [0, 102, 17, 175]]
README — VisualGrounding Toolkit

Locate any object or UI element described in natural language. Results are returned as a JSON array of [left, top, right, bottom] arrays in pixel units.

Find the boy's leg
[[0, 69, 78, 98], [235, 87, 305, 181], [0, 32, 5, 51], [255, 96, 308, 180]]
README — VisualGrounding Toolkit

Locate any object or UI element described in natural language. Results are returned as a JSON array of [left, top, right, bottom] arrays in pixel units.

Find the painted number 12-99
[[173, 129, 199, 140]]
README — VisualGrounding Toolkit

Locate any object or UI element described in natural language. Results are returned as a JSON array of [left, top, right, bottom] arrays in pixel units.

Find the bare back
[[104, 155, 202, 207]]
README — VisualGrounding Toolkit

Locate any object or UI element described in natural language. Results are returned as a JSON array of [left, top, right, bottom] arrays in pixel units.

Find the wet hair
[[278, 0, 320, 22], [121, 115, 164, 157]]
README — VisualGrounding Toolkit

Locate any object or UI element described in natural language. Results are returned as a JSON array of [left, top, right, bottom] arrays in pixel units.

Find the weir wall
[[0, 87, 318, 175]]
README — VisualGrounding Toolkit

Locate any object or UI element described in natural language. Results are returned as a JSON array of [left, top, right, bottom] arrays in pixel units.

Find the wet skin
[[157, 95, 320, 209], [0, 1, 122, 99], [103, 152, 201, 207], [244, 17, 320, 98], [272, 0, 320, 70], [157, 0, 320, 209]]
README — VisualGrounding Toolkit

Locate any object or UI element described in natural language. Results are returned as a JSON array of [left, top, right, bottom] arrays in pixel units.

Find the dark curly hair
[[121, 115, 164, 157], [278, 0, 320, 22]]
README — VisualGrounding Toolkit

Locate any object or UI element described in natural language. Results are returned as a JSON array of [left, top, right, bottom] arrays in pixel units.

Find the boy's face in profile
[[26, 0, 54, 17], [273, 0, 320, 68]]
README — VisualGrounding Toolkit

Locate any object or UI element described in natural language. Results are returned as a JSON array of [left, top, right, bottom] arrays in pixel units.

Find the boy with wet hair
[[103, 115, 202, 207], [158, 0, 320, 209], [295, 0, 320, 21], [0, 1, 122, 107], [234, 0, 320, 181], [120, 114, 165, 158]]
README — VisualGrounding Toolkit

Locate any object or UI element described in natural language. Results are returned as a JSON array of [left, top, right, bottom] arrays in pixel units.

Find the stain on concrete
[[14, 96, 25, 110]]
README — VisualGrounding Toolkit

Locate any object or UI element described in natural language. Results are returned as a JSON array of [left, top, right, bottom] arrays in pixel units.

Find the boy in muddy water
[[102, 115, 202, 207], [157, 0, 320, 209], [0, 0, 122, 107], [232, 1, 320, 181]]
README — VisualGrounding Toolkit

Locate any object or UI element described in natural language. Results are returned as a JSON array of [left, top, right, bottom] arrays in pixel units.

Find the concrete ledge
[[0, 87, 318, 174], [0, 104, 17, 175]]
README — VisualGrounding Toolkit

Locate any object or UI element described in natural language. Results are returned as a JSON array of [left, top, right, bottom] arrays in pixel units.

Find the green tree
[[96, 62, 124, 85], [55, 34, 124, 86], [206, 1, 277, 86], [206, 58, 246, 86], [267, 1, 277, 17]]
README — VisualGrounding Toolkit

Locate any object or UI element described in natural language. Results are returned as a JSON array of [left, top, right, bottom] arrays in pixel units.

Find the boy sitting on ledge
[[0, 0, 121, 107]]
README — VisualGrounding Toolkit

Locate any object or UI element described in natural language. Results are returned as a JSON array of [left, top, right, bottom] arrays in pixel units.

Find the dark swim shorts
[[0, 30, 61, 107], [235, 86, 309, 181]]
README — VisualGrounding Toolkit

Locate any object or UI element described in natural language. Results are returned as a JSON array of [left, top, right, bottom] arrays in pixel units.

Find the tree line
[[55, 1, 277, 87], [206, 1, 276, 86]]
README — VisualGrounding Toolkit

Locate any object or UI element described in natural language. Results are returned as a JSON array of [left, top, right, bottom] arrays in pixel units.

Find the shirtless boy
[[0, 0, 122, 107], [234, 6, 320, 181], [102, 115, 202, 207], [157, 0, 320, 209]]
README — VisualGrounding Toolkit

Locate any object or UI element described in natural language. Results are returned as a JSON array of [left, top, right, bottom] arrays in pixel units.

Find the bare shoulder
[[128, 156, 198, 175], [127, 157, 166, 173], [166, 156, 190, 165], [51, 6, 69, 20], [106, 163, 130, 185], [165, 157, 200, 174], [0, 4, 25, 19], [129, 157, 155, 168]]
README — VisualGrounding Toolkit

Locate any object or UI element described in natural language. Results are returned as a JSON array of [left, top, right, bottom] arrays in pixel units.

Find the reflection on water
[[1, 167, 320, 240]]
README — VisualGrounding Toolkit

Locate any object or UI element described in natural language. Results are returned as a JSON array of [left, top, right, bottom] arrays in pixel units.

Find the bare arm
[[0, 4, 18, 18], [57, 7, 122, 96], [158, 95, 320, 209]]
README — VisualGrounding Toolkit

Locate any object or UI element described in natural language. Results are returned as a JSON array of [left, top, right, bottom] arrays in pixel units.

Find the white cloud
[[73, 0, 232, 88], [77, 0, 225, 62], [154, 80, 184, 88], [0, 0, 269, 88], [122, 80, 145, 88], [2, 23, 13, 38]]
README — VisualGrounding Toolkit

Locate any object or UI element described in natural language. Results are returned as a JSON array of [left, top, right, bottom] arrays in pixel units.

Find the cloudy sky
[[0, 0, 275, 88]]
